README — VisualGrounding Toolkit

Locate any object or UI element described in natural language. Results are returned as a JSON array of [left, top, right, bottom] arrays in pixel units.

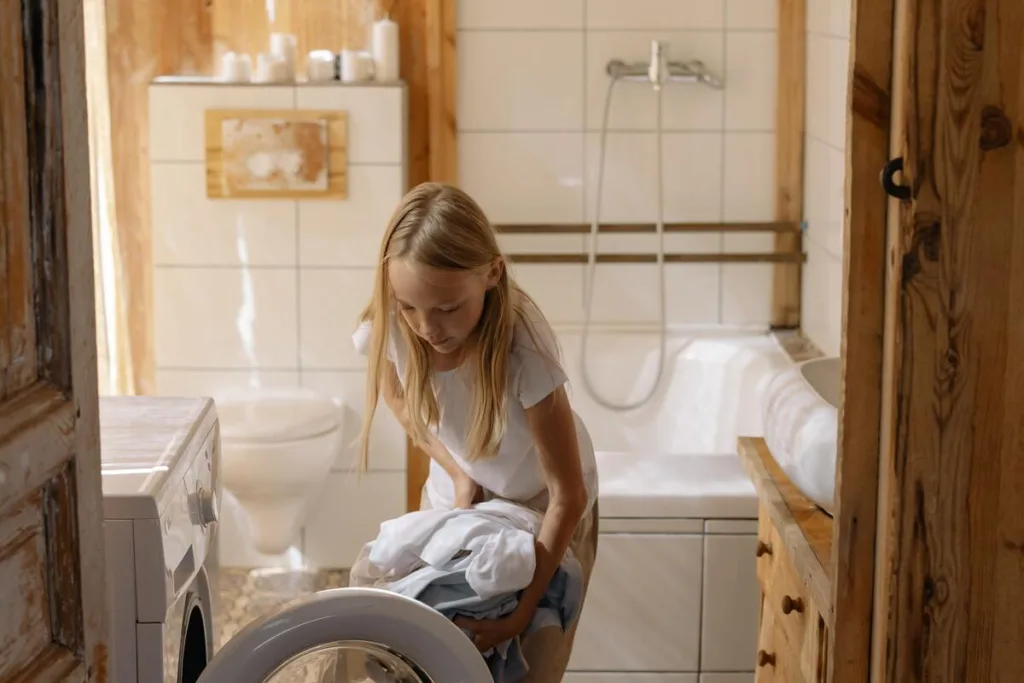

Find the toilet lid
[[197, 588, 491, 683], [216, 387, 343, 444]]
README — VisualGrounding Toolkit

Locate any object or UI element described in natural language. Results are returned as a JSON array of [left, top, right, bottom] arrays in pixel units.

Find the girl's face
[[389, 258, 501, 356]]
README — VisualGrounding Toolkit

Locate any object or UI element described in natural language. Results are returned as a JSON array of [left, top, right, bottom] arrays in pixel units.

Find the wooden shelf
[[737, 437, 835, 625]]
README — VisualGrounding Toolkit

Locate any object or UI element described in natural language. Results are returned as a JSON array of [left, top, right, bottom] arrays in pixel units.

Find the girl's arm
[[516, 385, 589, 618], [379, 361, 471, 487]]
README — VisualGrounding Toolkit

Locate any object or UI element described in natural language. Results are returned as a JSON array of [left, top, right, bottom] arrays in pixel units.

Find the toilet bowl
[[216, 387, 345, 555]]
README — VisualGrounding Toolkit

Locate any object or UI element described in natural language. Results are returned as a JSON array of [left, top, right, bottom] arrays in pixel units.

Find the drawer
[[755, 603, 808, 683], [764, 536, 815, 665]]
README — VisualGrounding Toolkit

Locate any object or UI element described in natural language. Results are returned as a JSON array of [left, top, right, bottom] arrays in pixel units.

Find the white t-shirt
[[352, 304, 598, 512]]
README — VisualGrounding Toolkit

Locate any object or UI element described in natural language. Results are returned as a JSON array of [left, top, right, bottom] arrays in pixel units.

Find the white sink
[[760, 357, 840, 515]]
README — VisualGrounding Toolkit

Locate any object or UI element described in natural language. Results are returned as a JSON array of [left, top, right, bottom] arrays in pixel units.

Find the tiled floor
[[215, 568, 354, 682], [216, 567, 350, 647]]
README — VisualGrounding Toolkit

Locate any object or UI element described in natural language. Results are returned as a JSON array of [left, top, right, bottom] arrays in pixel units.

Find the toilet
[[216, 387, 345, 555]]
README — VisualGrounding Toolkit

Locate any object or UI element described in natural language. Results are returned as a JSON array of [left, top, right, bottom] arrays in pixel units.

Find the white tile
[[724, 31, 777, 130], [154, 369, 300, 398], [726, 0, 777, 29], [218, 490, 304, 568], [701, 535, 761, 671], [803, 137, 845, 259], [458, 0, 583, 28], [584, 132, 723, 224], [584, 232, 719, 256], [801, 240, 843, 356], [587, 264, 720, 324], [723, 132, 775, 221], [508, 263, 585, 324], [830, 0, 853, 38], [300, 370, 408, 472], [459, 133, 585, 223], [303, 471, 406, 568], [586, 31, 724, 131], [805, 33, 830, 143], [298, 165, 405, 267], [501, 233, 585, 255], [148, 84, 295, 162], [295, 85, 404, 164], [827, 36, 851, 150], [458, 32, 584, 131], [721, 232, 774, 324], [154, 267, 299, 368], [151, 163, 297, 267], [807, 0, 830, 34], [587, 0, 725, 29], [299, 268, 375, 369], [701, 673, 754, 683]]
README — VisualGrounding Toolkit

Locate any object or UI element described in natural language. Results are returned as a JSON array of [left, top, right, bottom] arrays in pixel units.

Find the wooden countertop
[[737, 437, 835, 625]]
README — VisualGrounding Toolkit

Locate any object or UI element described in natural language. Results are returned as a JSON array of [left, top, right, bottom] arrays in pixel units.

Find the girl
[[352, 182, 599, 681]]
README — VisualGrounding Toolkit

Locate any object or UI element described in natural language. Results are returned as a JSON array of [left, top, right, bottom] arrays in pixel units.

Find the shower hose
[[579, 75, 668, 411]]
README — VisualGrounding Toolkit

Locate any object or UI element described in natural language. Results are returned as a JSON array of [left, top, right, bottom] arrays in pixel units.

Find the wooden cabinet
[[740, 440, 833, 683]]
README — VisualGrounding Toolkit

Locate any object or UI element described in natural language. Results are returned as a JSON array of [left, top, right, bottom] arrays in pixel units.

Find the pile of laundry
[[355, 499, 583, 681]]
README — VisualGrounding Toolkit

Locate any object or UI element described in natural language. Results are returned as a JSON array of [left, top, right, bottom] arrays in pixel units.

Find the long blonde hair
[[358, 182, 555, 469]]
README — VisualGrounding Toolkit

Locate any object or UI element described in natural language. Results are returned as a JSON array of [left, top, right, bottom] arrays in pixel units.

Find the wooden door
[[0, 0, 108, 680], [873, 0, 1024, 680]]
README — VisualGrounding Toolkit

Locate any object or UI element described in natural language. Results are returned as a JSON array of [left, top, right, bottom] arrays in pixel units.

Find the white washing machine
[[101, 396, 490, 683], [100, 396, 222, 683]]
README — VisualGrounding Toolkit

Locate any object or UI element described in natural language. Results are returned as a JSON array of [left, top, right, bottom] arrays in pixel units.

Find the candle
[[268, 33, 297, 81], [306, 50, 337, 82], [371, 16, 400, 82]]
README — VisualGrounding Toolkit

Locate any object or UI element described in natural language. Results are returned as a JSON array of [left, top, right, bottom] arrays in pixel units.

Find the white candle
[[268, 32, 297, 81], [219, 52, 252, 83], [255, 52, 289, 83], [306, 50, 337, 82], [340, 49, 375, 83], [371, 16, 400, 82]]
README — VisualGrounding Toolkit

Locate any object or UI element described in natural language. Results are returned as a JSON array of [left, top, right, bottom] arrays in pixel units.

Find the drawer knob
[[757, 649, 776, 667], [755, 541, 773, 557], [781, 595, 805, 614]]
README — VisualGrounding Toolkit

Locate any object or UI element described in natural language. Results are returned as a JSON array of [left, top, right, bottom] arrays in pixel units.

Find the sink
[[760, 357, 840, 515]]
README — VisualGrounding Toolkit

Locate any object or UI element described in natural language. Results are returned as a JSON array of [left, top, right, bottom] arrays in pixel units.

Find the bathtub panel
[[568, 533, 703, 672], [701, 534, 761, 671]]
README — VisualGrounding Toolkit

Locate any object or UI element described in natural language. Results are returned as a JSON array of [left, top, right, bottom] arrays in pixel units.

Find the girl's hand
[[454, 608, 533, 652], [453, 474, 482, 509]]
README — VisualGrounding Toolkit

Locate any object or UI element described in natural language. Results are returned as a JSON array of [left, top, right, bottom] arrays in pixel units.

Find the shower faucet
[[606, 40, 724, 89]]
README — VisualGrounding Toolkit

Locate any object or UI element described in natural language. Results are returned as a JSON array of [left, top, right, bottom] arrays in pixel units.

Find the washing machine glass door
[[197, 587, 491, 683]]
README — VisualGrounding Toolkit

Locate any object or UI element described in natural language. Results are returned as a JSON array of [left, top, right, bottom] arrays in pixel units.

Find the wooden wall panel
[[104, 0, 213, 394]]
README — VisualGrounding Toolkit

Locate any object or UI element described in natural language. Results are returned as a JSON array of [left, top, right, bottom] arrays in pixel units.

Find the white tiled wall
[[458, 0, 781, 326], [148, 81, 407, 568], [802, 0, 850, 356]]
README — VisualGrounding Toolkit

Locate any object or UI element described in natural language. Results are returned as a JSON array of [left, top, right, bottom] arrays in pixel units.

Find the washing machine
[[100, 396, 221, 683], [101, 395, 490, 683]]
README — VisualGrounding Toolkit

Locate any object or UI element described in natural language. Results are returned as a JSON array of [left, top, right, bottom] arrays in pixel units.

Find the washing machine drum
[[197, 588, 491, 683]]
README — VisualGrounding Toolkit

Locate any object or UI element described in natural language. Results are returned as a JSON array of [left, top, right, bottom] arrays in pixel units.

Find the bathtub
[[553, 326, 793, 679], [557, 327, 792, 455]]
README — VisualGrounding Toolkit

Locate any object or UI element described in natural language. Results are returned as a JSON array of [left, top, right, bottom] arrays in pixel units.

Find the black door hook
[[880, 157, 911, 200]]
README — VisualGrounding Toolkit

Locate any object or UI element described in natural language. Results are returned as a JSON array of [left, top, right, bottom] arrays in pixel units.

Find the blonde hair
[[358, 182, 556, 469]]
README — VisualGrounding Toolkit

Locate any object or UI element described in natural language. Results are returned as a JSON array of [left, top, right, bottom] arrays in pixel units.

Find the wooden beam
[[771, 0, 806, 329], [495, 221, 801, 234], [830, 0, 895, 680], [507, 253, 805, 265], [425, 0, 457, 183]]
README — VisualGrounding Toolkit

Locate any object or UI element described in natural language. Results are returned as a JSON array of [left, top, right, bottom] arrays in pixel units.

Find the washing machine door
[[197, 587, 491, 683]]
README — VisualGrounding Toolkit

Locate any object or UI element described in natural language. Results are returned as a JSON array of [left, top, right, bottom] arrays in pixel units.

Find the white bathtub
[[553, 327, 792, 679], [557, 327, 793, 455]]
